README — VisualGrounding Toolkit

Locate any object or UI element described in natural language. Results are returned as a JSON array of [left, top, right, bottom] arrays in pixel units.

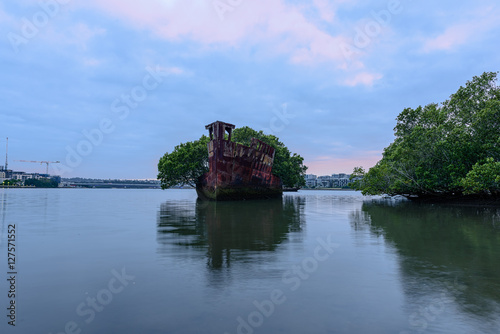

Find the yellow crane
[[15, 160, 60, 175]]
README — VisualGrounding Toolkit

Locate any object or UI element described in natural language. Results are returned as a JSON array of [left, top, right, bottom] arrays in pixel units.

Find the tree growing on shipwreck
[[158, 121, 307, 199]]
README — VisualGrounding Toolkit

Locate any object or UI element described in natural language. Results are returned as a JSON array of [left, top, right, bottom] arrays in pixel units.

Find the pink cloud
[[422, 6, 500, 52], [422, 23, 474, 52], [313, 0, 336, 23], [312, 0, 351, 23], [344, 72, 383, 87], [84, 0, 352, 67]]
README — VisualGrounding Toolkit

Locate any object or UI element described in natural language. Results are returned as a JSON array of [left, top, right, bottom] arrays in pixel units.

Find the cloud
[[421, 6, 500, 52], [83, 0, 352, 68], [312, 0, 336, 23], [155, 65, 187, 76], [68, 23, 106, 50], [82, 57, 102, 67], [43, 22, 106, 51], [0, 4, 15, 26], [343, 72, 382, 87], [422, 22, 476, 53]]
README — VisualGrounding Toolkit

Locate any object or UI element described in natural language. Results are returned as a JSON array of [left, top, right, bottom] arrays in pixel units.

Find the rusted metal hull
[[196, 182, 282, 201], [197, 121, 282, 201]]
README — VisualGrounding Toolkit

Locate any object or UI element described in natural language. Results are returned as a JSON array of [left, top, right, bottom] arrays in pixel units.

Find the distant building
[[0, 165, 12, 179], [11, 171, 45, 182], [316, 175, 332, 188], [304, 174, 317, 188], [303, 173, 353, 189], [333, 177, 350, 188], [1, 167, 59, 186]]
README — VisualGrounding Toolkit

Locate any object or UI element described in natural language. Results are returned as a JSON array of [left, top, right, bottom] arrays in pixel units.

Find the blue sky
[[1, 0, 499, 179]]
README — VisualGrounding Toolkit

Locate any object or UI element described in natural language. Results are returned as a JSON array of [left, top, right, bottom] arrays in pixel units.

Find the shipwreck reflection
[[350, 200, 500, 324], [157, 196, 305, 269]]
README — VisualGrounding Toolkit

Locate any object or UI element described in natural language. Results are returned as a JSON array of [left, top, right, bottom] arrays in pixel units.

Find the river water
[[1, 188, 499, 334]]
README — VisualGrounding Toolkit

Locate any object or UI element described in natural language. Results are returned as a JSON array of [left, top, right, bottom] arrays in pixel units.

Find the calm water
[[1, 189, 500, 334]]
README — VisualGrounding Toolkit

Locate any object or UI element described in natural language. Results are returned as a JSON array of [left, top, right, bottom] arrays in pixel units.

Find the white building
[[304, 174, 317, 188], [317, 175, 333, 188], [303, 173, 354, 188]]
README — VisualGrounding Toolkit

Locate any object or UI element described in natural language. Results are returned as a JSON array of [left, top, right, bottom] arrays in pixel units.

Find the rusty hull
[[196, 121, 282, 201]]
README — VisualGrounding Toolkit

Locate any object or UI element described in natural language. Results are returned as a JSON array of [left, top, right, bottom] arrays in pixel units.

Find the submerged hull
[[196, 182, 282, 201], [197, 121, 283, 201]]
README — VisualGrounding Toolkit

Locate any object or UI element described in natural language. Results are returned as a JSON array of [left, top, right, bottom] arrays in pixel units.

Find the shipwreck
[[196, 121, 283, 201]]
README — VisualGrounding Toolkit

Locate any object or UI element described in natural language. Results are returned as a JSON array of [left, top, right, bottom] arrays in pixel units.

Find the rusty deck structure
[[196, 121, 282, 201]]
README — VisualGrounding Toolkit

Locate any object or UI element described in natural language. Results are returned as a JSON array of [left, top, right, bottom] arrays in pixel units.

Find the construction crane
[[15, 160, 61, 175]]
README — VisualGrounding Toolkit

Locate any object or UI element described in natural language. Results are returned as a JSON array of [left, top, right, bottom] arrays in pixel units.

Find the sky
[[1, 0, 499, 179]]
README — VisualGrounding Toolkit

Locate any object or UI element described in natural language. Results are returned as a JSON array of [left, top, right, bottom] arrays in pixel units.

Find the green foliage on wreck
[[231, 126, 308, 189], [158, 125, 307, 189], [157, 135, 211, 189]]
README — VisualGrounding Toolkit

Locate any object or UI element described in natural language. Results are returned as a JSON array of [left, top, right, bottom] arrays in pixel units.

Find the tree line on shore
[[2, 178, 59, 187], [350, 72, 500, 199]]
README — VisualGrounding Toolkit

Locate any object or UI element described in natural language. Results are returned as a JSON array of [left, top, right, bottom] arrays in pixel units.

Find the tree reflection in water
[[350, 199, 500, 324]]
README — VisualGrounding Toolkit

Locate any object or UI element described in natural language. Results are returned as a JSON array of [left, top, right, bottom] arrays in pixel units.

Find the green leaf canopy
[[352, 72, 500, 198], [158, 127, 308, 189]]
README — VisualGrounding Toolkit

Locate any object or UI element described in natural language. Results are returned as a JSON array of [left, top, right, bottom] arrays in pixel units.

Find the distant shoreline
[[1, 186, 357, 191], [0, 185, 36, 188], [1, 187, 359, 191]]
